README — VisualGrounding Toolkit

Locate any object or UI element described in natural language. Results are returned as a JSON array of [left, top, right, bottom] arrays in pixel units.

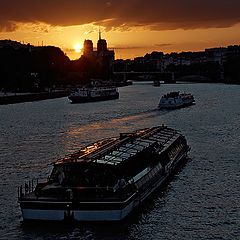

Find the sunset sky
[[1, 0, 240, 60]]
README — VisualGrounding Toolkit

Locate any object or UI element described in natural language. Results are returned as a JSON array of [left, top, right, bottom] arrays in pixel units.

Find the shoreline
[[0, 91, 69, 105]]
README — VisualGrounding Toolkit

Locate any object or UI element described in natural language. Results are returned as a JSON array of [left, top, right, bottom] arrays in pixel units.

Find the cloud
[[112, 45, 148, 50], [0, 0, 240, 32], [63, 47, 76, 53], [0, 20, 17, 32], [111, 43, 174, 51], [154, 43, 173, 48]]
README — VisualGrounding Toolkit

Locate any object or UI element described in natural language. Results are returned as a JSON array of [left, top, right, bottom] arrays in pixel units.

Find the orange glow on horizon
[[1, 23, 240, 60]]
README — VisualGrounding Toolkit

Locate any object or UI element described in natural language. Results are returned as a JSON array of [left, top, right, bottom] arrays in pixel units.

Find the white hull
[[22, 209, 65, 221], [21, 205, 135, 221]]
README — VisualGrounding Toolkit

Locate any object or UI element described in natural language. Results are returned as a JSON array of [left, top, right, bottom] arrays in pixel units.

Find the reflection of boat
[[18, 125, 190, 222], [158, 92, 195, 109], [68, 86, 119, 103], [153, 80, 160, 87]]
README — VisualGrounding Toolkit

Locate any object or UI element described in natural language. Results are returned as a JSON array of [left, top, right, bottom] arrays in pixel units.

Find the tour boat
[[158, 92, 195, 109], [18, 125, 190, 222], [68, 86, 119, 103]]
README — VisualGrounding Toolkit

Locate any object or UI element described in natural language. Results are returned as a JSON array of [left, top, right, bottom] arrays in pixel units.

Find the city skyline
[[1, 1, 240, 60]]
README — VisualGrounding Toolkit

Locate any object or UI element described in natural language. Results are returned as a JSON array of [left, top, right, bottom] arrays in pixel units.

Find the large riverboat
[[68, 86, 119, 103], [158, 92, 195, 109], [18, 125, 190, 222]]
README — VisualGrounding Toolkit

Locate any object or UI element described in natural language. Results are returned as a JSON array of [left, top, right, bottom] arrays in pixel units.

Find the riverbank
[[0, 90, 69, 105]]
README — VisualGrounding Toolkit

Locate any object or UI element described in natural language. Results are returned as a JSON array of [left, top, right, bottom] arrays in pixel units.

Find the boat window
[[112, 157, 123, 163], [112, 150, 121, 156], [104, 155, 116, 162], [125, 143, 134, 148], [132, 167, 151, 182], [155, 134, 170, 139], [111, 151, 121, 156], [133, 145, 144, 151], [129, 148, 139, 154], [140, 139, 154, 144], [106, 161, 115, 165], [96, 155, 123, 165], [118, 147, 128, 152], [120, 152, 131, 159], [96, 159, 109, 164], [149, 136, 161, 142]]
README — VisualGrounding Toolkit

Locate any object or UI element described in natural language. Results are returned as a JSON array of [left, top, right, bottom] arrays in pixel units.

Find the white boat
[[158, 92, 195, 109], [68, 86, 119, 103], [18, 126, 190, 222]]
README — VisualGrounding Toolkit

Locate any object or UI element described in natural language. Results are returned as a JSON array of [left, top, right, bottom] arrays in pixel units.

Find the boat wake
[[65, 108, 170, 137]]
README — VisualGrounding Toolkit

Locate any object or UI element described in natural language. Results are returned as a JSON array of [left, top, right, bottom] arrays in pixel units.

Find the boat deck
[[56, 126, 179, 166]]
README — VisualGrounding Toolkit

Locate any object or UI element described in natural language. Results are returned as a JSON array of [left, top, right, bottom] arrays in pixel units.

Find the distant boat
[[153, 80, 160, 87], [126, 80, 133, 85], [18, 125, 190, 222], [158, 91, 195, 109], [68, 86, 119, 103]]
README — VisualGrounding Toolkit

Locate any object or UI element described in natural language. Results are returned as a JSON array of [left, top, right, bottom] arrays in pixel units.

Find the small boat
[[153, 80, 160, 87], [18, 125, 190, 222], [68, 86, 119, 103], [158, 91, 195, 109]]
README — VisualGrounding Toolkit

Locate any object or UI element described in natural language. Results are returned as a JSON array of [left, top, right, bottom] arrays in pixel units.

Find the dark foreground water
[[0, 83, 239, 240]]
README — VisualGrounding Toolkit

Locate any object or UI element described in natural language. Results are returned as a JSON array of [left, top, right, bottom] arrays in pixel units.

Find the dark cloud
[[112, 44, 175, 51], [0, 0, 240, 32], [112, 45, 148, 50], [154, 44, 173, 47]]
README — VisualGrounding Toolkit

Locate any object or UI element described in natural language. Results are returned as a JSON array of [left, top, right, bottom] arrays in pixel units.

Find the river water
[[0, 82, 239, 240]]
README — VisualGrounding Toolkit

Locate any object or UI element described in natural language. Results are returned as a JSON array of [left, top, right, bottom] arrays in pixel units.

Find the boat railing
[[18, 180, 136, 201], [65, 185, 134, 200], [18, 178, 47, 199], [54, 183, 134, 200]]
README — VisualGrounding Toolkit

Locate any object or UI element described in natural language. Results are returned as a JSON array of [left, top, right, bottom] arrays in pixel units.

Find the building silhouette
[[83, 40, 94, 56], [82, 31, 115, 81]]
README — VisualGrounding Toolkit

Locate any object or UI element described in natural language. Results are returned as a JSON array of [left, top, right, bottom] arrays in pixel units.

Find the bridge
[[113, 71, 175, 83], [113, 69, 224, 83]]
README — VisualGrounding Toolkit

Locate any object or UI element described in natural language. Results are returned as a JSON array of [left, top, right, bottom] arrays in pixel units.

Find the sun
[[74, 43, 82, 53]]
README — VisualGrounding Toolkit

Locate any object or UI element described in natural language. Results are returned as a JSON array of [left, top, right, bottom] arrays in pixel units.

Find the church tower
[[97, 29, 107, 52]]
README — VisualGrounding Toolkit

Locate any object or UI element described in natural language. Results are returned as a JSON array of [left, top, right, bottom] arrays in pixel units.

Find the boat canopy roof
[[55, 126, 181, 167]]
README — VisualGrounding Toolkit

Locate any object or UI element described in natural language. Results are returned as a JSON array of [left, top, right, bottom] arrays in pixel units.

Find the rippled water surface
[[0, 83, 239, 240]]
